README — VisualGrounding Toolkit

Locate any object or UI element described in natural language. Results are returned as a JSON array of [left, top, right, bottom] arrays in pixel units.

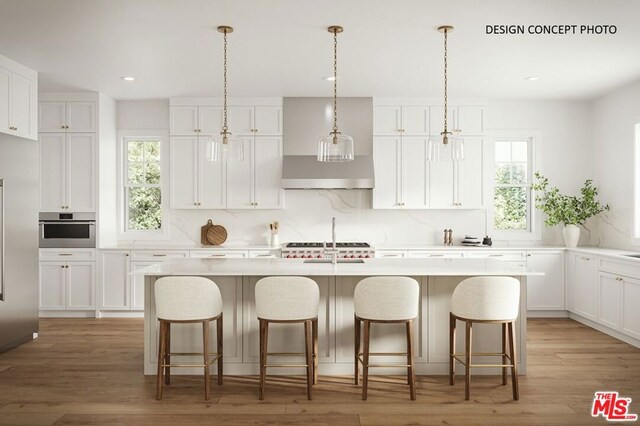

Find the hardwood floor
[[0, 318, 638, 425]]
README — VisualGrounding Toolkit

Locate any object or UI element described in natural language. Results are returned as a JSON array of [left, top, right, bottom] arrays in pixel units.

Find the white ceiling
[[1, 0, 639, 100]]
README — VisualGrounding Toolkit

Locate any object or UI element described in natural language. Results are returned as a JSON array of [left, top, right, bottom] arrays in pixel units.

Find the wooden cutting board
[[200, 220, 214, 245], [206, 224, 228, 246]]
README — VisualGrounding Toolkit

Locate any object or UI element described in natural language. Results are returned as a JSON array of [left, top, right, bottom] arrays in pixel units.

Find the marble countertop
[[131, 257, 544, 277], [567, 247, 640, 263]]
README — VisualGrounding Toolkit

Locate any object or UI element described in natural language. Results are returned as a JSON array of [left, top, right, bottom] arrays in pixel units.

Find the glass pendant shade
[[209, 134, 244, 161], [317, 133, 354, 162], [427, 134, 464, 162]]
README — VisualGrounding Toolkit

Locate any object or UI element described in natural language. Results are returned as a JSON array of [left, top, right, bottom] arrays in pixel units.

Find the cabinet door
[[39, 102, 66, 132], [401, 106, 429, 135], [198, 138, 226, 209], [375, 250, 407, 258], [372, 137, 401, 209], [66, 102, 96, 133], [9, 73, 33, 139], [170, 106, 198, 135], [526, 251, 565, 310], [622, 277, 640, 340], [254, 106, 282, 136], [226, 138, 253, 209], [39, 262, 66, 310], [39, 133, 67, 211], [408, 251, 464, 259], [66, 133, 96, 212], [130, 262, 155, 310], [457, 106, 485, 135], [599, 273, 622, 330], [228, 106, 254, 136], [169, 136, 198, 208], [428, 156, 455, 208], [67, 262, 95, 310], [457, 137, 484, 208], [429, 106, 456, 133], [99, 251, 130, 310], [198, 106, 224, 136], [373, 106, 401, 135], [253, 137, 284, 209], [0, 68, 9, 134], [401, 137, 429, 208], [573, 256, 599, 321]]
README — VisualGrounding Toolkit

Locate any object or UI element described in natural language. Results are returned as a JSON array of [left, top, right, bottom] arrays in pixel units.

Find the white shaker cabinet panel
[[226, 138, 253, 209], [253, 137, 284, 209], [170, 106, 199, 136], [0, 68, 10, 134], [66, 133, 96, 212], [599, 273, 622, 331], [428, 159, 455, 208], [401, 137, 429, 208], [457, 106, 485, 135], [169, 136, 199, 209], [198, 106, 224, 136], [39, 263, 66, 310], [65, 102, 96, 133], [401, 106, 429, 135], [130, 262, 155, 310], [622, 277, 640, 340], [372, 137, 401, 209], [39, 101, 66, 132], [254, 106, 282, 136], [198, 139, 226, 209], [66, 262, 95, 310], [99, 251, 130, 310], [526, 251, 565, 310], [39, 133, 67, 212], [429, 106, 456, 133], [228, 106, 254, 136], [457, 137, 484, 208], [373, 106, 402, 135], [9, 72, 34, 139], [573, 255, 599, 321]]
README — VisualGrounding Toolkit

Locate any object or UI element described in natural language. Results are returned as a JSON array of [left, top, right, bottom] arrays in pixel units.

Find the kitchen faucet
[[324, 217, 338, 265]]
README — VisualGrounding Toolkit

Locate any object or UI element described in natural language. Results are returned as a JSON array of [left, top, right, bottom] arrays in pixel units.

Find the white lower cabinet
[[526, 251, 565, 311], [598, 272, 622, 330], [130, 262, 155, 310], [190, 250, 248, 259], [409, 251, 464, 259], [375, 250, 407, 258], [622, 276, 640, 340], [39, 258, 95, 312], [572, 255, 599, 321], [99, 251, 130, 310]]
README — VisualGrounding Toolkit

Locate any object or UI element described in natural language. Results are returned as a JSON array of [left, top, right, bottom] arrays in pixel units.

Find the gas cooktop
[[285, 242, 371, 248]]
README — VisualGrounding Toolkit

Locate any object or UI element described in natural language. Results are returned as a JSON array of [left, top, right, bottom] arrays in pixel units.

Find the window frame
[[117, 130, 170, 241], [632, 122, 640, 245], [487, 130, 541, 242]]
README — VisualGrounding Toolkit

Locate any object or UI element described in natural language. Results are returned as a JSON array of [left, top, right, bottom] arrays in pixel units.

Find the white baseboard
[[39, 311, 96, 318], [527, 310, 569, 318], [98, 311, 144, 318], [569, 313, 640, 349]]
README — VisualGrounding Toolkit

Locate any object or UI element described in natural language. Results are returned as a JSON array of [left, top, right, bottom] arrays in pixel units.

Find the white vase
[[562, 224, 580, 248], [270, 234, 279, 247]]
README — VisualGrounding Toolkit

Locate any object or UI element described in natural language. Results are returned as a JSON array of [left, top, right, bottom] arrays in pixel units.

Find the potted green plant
[[532, 172, 610, 248]]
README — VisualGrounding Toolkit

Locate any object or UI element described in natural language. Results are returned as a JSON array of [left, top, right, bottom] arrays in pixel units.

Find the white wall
[[592, 78, 640, 249], [116, 98, 592, 247]]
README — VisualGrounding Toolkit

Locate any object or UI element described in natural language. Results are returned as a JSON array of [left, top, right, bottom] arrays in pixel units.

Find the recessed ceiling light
[[121, 76, 136, 81], [525, 76, 540, 81], [323, 76, 340, 81]]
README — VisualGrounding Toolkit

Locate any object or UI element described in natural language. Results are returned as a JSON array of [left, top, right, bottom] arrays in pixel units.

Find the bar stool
[[155, 276, 223, 400], [354, 276, 420, 401], [449, 276, 520, 401], [255, 276, 319, 400]]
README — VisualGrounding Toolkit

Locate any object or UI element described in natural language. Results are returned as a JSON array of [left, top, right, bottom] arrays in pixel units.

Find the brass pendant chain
[[443, 27, 448, 135], [222, 29, 229, 135], [332, 29, 338, 136]]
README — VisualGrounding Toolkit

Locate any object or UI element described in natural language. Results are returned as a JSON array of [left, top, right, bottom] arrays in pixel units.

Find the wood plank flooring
[[0, 318, 639, 425]]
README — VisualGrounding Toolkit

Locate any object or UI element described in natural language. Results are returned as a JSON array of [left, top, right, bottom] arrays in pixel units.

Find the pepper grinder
[[443, 229, 449, 246], [447, 229, 453, 246]]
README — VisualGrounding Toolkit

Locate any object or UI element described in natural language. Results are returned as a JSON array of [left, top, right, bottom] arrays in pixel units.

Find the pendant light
[[318, 26, 354, 162], [209, 26, 244, 162], [427, 26, 464, 162]]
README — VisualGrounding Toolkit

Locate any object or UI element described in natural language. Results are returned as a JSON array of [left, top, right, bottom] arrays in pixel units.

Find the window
[[634, 123, 640, 242], [118, 131, 169, 240]]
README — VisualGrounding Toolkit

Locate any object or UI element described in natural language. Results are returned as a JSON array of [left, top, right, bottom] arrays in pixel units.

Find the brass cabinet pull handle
[[152, 254, 167, 257]]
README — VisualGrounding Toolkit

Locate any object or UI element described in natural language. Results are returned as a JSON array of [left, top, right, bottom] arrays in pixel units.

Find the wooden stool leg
[[165, 322, 171, 385], [312, 318, 318, 385], [304, 320, 313, 400], [449, 313, 456, 385], [508, 321, 519, 400], [406, 320, 416, 400], [156, 320, 166, 400], [217, 315, 223, 385], [202, 320, 210, 401], [465, 321, 472, 401], [259, 320, 268, 400], [354, 316, 360, 385], [502, 322, 507, 386], [362, 320, 371, 401]]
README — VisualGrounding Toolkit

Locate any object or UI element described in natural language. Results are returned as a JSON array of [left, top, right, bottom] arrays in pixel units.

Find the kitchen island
[[133, 258, 543, 376]]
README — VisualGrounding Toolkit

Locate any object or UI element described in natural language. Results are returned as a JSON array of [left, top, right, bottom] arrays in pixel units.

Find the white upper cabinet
[[455, 137, 485, 208], [39, 133, 66, 211], [457, 106, 485, 135], [170, 106, 199, 135], [198, 139, 226, 209], [0, 55, 37, 140], [253, 137, 284, 209], [228, 106, 254, 136], [198, 106, 224, 136], [39, 101, 96, 133], [372, 137, 401, 209], [429, 106, 456, 133], [254, 106, 283, 136], [373, 106, 428, 136], [428, 158, 456, 208], [401, 137, 429, 208], [226, 138, 253, 208]]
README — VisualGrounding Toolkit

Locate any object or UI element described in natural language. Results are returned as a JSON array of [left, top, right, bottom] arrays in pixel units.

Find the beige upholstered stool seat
[[255, 276, 320, 400], [449, 276, 520, 401], [154, 277, 224, 400], [353, 277, 420, 400]]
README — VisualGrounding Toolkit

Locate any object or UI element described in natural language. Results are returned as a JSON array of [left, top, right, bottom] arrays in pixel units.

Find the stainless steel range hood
[[282, 97, 374, 189]]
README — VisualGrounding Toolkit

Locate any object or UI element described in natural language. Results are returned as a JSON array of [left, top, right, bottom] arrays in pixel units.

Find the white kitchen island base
[[137, 258, 540, 376]]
